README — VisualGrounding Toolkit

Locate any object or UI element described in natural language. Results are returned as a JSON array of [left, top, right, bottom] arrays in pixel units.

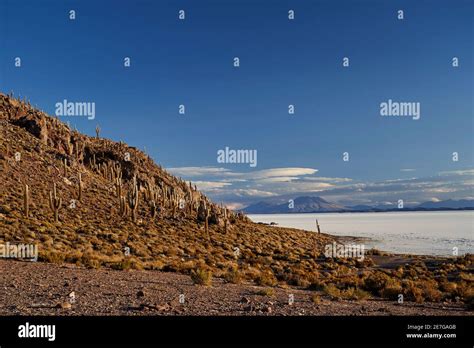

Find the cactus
[[49, 183, 62, 222], [77, 173, 83, 201], [63, 158, 68, 177], [205, 205, 210, 241], [119, 195, 128, 216], [127, 176, 139, 222], [223, 207, 228, 234], [150, 200, 158, 218], [172, 193, 177, 218], [23, 183, 29, 217], [114, 177, 122, 198], [111, 163, 122, 182]]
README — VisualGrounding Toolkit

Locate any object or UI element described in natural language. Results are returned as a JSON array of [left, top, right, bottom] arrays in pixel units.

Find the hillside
[[0, 92, 334, 283]]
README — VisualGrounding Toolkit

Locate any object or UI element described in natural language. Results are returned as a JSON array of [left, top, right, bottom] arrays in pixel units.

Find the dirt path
[[0, 260, 468, 316]]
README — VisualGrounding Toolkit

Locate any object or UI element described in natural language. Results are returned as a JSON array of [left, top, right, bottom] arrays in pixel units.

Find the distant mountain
[[243, 196, 346, 213], [243, 196, 474, 214], [417, 199, 474, 209]]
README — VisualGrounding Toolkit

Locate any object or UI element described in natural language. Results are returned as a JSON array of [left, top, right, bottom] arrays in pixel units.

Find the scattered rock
[[56, 302, 72, 309], [239, 296, 250, 304]]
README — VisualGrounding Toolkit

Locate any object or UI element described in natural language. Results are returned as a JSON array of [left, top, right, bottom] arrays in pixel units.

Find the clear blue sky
[[1, 0, 473, 207]]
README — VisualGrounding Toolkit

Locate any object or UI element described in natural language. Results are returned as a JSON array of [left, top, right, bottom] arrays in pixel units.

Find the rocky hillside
[[0, 92, 334, 284]]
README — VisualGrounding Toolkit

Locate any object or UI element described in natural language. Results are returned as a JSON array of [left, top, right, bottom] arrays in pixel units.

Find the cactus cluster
[[3, 92, 248, 230]]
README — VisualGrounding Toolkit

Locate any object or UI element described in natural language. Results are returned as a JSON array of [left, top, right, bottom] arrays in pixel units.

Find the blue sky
[[1, 0, 473, 208]]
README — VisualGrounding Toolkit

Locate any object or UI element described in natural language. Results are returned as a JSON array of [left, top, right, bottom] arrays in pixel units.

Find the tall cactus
[[63, 158, 68, 177], [223, 207, 228, 234], [127, 176, 139, 222], [49, 183, 62, 222], [23, 183, 29, 217], [77, 173, 83, 201], [150, 200, 158, 218], [114, 177, 122, 198], [205, 205, 210, 241], [119, 195, 128, 216]]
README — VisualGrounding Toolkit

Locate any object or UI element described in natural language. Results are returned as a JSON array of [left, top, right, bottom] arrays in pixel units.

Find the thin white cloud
[[439, 169, 474, 176], [193, 181, 232, 190], [168, 167, 231, 177], [166, 165, 474, 208]]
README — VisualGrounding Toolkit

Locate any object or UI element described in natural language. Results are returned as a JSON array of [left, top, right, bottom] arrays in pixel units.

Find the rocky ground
[[0, 260, 469, 316]]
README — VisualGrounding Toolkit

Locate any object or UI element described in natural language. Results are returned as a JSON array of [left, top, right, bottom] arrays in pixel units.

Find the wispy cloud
[[168, 166, 474, 208]]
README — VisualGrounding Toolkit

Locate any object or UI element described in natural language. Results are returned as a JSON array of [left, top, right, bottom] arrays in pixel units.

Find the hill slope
[[0, 92, 334, 284]]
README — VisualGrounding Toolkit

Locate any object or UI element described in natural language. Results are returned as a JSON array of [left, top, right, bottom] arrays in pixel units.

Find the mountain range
[[243, 196, 474, 214]]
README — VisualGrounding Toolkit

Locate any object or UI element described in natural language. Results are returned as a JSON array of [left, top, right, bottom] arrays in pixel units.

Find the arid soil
[[0, 260, 469, 316]]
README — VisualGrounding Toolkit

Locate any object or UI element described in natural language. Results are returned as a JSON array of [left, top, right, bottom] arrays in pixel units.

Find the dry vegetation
[[0, 92, 472, 310]]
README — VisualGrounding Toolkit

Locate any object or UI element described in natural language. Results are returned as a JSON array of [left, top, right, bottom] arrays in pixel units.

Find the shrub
[[307, 280, 326, 291], [224, 266, 242, 284], [324, 284, 371, 301], [363, 272, 393, 295], [379, 278, 403, 300], [256, 271, 277, 286], [111, 258, 143, 271], [80, 254, 101, 269], [323, 284, 342, 299], [256, 288, 275, 297], [420, 280, 442, 302], [346, 287, 371, 300], [39, 251, 65, 264], [190, 268, 212, 286], [311, 294, 321, 304], [403, 280, 424, 303]]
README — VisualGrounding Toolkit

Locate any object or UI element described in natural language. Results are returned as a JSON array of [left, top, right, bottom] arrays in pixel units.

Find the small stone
[[57, 302, 72, 309], [244, 304, 255, 312], [136, 290, 145, 298], [239, 296, 251, 304]]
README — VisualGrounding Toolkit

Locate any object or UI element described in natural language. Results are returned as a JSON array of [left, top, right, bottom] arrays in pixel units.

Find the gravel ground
[[0, 260, 469, 316]]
